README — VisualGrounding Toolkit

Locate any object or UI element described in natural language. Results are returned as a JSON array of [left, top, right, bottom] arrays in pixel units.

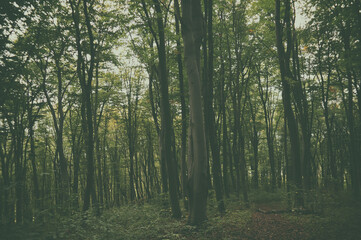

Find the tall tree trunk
[[0, 136, 11, 223], [248, 97, 259, 189], [257, 70, 276, 190], [153, 0, 181, 218], [102, 116, 110, 207], [317, 41, 337, 189], [14, 114, 25, 223], [39, 53, 69, 208], [94, 62, 104, 206], [55, 58, 69, 208], [291, 30, 312, 190], [69, 0, 97, 211], [174, 0, 188, 210], [341, 23, 360, 198], [148, 64, 168, 193], [126, 77, 136, 201], [182, 0, 208, 225], [27, 103, 40, 216], [275, 0, 303, 208], [113, 134, 121, 206], [202, 0, 225, 214], [219, 22, 230, 197], [70, 108, 82, 210], [239, 122, 248, 203]]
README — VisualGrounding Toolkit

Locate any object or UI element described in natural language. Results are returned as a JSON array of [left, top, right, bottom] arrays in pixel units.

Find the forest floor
[[1, 190, 361, 240]]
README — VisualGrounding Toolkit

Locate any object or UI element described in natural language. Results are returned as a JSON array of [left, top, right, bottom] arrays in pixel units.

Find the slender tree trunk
[[102, 116, 109, 207], [126, 77, 136, 201], [318, 43, 337, 189], [203, 0, 225, 214], [239, 111, 248, 203], [219, 29, 230, 197], [248, 98, 259, 189], [153, 0, 181, 218], [341, 23, 360, 198], [39, 53, 69, 209], [70, 108, 82, 210], [94, 62, 104, 206], [284, 117, 291, 205], [257, 71, 276, 190], [174, 0, 188, 210], [55, 58, 70, 208], [113, 134, 121, 206], [148, 65, 168, 194], [0, 139, 11, 223], [275, 0, 303, 208], [69, 0, 97, 211], [28, 105, 40, 216], [14, 116, 24, 224]]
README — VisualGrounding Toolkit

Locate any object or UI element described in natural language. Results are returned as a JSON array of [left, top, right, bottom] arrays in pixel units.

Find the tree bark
[[153, 0, 181, 218], [341, 22, 360, 198], [182, 0, 208, 225], [203, 0, 225, 214], [69, 0, 97, 211], [174, 0, 188, 210], [257, 69, 276, 190], [275, 0, 303, 208]]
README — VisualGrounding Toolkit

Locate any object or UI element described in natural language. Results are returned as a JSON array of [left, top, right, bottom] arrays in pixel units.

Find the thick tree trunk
[[290, 29, 312, 190], [182, 0, 208, 225]]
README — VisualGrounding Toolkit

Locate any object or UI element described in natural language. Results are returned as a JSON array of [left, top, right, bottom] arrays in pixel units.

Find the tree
[[202, 0, 225, 214], [69, 0, 97, 211], [256, 64, 277, 190], [181, 0, 208, 225], [275, 0, 303, 207]]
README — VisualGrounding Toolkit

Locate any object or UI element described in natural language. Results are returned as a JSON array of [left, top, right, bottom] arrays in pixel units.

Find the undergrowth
[[1, 190, 360, 240]]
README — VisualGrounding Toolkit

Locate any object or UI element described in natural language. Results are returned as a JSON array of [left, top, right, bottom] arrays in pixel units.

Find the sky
[[295, 0, 308, 28]]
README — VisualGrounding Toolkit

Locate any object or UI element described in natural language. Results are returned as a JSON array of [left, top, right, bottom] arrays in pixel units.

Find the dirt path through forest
[[244, 211, 309, 240]]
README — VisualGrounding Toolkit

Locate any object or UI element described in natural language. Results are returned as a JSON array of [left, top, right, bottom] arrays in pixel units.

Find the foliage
[[0, 0, 361, 237], [1, 192, 361, 239]]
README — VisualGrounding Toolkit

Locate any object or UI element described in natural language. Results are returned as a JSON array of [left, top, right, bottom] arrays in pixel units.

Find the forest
[[0, 0, 361, 239]]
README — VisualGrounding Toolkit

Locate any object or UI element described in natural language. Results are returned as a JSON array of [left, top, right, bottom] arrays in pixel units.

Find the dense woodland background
[[0, 0, 361, 238]]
